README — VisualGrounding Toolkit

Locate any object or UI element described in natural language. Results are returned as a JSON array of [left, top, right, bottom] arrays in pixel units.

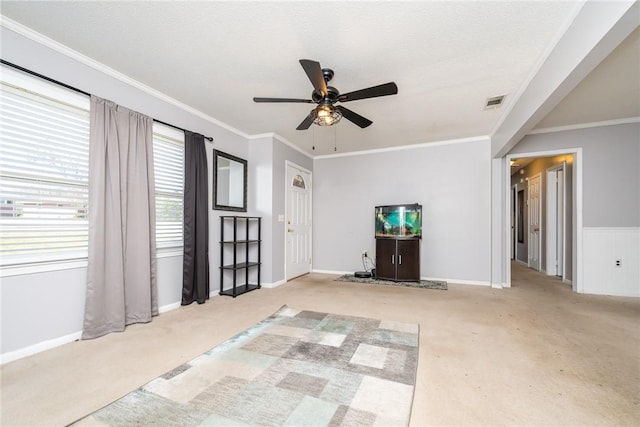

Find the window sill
[[0, 248, 184, 277], [0, 258, 89, 278]]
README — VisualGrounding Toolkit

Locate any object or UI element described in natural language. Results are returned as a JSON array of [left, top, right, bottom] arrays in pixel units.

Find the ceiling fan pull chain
[[312, 125, 315, 151], [334, 124, 337, 152]]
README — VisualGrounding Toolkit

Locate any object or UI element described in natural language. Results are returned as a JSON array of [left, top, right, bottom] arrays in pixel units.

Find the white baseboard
[[262, 279, 286, 288], [425, 277, 491, 287], [312, 270, 491, 287], [1, 330, 82, 365], [312, 269, 351, 275], [158, 301, 181, 314], [2, 300, 188, 365]]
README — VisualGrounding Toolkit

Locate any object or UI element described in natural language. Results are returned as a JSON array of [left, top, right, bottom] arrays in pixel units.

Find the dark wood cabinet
[[375, 238, 420, 282]]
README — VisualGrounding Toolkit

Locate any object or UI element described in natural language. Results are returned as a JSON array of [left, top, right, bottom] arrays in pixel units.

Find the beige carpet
[[1, 263, 639, 426]]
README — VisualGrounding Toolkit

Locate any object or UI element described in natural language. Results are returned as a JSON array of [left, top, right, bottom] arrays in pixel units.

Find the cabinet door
[[375, 239, 396, 280], [397, 239, 420, 281]]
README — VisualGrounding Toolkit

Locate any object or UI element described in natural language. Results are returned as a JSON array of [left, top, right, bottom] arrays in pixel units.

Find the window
[[0, 65, 90, 266], [153, 124, 184, 250], [0, 64, 185, 268], [292, 174, 306, 189]]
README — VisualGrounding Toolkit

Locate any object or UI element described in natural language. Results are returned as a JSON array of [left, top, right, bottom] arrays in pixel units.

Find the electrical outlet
[[362, 250, 368, 257], [615, 259, 622, 267]]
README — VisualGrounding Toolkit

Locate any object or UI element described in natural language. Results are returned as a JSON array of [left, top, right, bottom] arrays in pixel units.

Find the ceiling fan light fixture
[[313, 104, 342, 126]]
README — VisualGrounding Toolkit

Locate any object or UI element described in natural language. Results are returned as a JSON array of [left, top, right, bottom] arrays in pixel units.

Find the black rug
[[335, 274, 447, 290]]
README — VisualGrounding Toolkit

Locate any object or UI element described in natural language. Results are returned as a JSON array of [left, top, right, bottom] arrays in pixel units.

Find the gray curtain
[[82, 96, 157, 340], [182, 131, 209, 305]]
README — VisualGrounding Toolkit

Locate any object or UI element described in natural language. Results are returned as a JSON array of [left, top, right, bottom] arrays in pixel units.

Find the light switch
[[278, 214, 285, 222]]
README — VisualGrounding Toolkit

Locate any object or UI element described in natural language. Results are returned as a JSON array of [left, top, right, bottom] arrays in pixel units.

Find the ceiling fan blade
[[296, 111, 316, 130], [299, 59, 328, 97], [336, 105, 372, 128], [253, 97, 314, 103], [338, 82, 398, 102]]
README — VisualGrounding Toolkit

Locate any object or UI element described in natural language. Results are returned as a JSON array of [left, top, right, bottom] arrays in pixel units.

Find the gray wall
[[313, 139, 492, 283], [248, 136, 313, 284], [0, 26, 251, 358], [511, 123, 639, 227]]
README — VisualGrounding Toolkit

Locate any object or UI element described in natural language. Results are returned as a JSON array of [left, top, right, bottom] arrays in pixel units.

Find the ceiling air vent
[[484, 95, 505, 109]]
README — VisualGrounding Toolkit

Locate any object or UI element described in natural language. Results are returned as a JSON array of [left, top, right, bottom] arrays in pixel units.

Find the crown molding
[[528, 117, 640, 135], [248, 132, 313, 159], [313, 135, 490, 160], [0, 16, 250, 140]]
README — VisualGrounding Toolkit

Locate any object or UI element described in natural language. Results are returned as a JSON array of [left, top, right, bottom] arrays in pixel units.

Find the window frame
[[0, 65, 91, 276]]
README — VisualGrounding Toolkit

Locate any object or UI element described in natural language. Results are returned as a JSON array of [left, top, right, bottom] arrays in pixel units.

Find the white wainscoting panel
[[583, 227, 639, 297]]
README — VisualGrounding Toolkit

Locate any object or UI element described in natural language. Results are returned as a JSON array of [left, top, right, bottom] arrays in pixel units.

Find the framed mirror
[[213, 149, 247, 212]]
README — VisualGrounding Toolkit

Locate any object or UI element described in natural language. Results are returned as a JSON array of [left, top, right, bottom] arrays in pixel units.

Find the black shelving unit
[[219, 216, 261, 297]]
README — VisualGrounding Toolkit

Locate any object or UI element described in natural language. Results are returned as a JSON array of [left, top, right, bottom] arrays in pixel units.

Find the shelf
[[219, 284, 260, 298], [219, 216, 261, 298], [221, 261, 260, 270]]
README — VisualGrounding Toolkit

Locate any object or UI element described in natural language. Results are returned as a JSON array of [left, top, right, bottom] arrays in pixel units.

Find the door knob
[[287, 228, 294, 233]]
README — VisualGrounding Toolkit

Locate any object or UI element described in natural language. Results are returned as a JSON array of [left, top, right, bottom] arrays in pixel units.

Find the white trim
[[425, 277, 491, 287], [0, 299, 188, 364], [0, 331, 82, 365], [528, 117, 640, 136], [156, 249, 183, 259], [314, 135, 490, 160], [249, 132, 313, 159], [158, 302, 181, 314], [261, 279, 286, 288], [312, 269, 350, 275], [311, 270, 492, 287], [0, 259, 88, 277], [504, 148, 583, 293], [0, 16, 249, 140]]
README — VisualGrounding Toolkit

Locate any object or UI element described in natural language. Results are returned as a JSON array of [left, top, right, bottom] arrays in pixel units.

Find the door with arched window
[[285, 162, 312, 280]]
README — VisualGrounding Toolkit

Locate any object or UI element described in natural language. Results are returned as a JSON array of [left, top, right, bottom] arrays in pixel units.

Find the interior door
[[546, 167, 565, 277], [528, 173, 542, 271], [285, 163, 312, 280]]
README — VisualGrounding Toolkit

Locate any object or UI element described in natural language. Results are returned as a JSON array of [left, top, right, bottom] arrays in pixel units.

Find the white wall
[[0, 25, 252, 362], [313, 138, 492, 284]]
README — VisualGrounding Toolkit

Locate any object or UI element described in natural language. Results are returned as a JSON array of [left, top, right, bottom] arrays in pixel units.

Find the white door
[[546, 167, 565, 277], [285, 163, 312, 280], [528, 173, 542, 271]]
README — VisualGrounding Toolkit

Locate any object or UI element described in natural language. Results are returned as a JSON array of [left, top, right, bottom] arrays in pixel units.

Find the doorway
[[285, 162, 312, 280], [505, 149, 582, 292]]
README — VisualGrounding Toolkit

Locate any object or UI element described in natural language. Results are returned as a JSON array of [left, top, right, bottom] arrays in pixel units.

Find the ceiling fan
[[253, 59, 398, 130]]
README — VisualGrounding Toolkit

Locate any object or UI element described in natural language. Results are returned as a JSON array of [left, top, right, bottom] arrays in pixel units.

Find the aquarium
[[375, 204, 422, 238]]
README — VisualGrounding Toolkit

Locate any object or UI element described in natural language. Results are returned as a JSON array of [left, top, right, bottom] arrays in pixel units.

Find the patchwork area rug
[[72, 305, 419, 426], [336, 274, 447, 290]]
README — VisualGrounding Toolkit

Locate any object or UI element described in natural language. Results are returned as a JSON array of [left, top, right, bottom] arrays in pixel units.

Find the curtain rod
[[1, 59, 214, 142]]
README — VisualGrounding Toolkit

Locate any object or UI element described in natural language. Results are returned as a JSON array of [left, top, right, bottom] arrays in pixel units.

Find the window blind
[[0, 81, 90, 265], [153, 125, 184, 249]]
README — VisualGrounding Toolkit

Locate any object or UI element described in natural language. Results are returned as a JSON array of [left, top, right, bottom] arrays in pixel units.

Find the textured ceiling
[[1, 1, 634, 156]]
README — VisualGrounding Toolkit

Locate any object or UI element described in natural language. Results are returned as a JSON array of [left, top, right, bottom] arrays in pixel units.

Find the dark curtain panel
[[182, 131, 210, 305]]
